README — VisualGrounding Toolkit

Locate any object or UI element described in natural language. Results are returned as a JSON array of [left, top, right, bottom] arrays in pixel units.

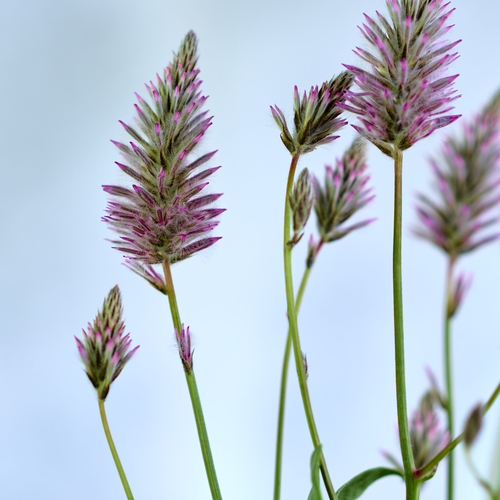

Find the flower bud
[[464, 403, 483, 447], [76, 286, 139, 401], [288, 168, 314, 247], [175, 323, 193, 373]]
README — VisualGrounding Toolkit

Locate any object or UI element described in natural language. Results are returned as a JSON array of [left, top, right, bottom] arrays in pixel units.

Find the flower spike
[[313, 138, 376, 244], [103, 32, 224, 290], [340, 0, 462, 157], [413, 91, 500, 257], [76, 286, 139, 401], [271, 72, 353, 155]]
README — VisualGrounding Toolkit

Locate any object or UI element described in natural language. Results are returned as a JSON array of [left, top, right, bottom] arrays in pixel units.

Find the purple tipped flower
[[75, 286, 139, 401], [341, 0, 461, 157], [103, 32, 224, 289], [414, 93, 500, 257], [174, 323, 193, 372], [271, 72, 353, 154], [384, 387, 449, 472], [311, 138, 375, 258], [409, 390, 450, 470]]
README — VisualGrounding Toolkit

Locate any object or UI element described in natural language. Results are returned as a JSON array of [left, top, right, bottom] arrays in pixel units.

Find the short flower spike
[[103, 32, 224, 290], [76, 286, 139, 401], [313, 138, 376, 245], [271, 72, 353, 155], [341, 0, 462, 157]]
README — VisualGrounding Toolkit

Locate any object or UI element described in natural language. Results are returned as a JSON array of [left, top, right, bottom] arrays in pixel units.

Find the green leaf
[[337, 467, 403, 500], [307, 445, 324, 500]]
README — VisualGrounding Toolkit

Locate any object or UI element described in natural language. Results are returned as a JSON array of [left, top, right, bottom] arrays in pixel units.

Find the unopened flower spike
[[103, 31, 224, 291], [464, 403, 483, 447], [340, 0, 462, 157], [75, 286, 139, 401], [271, 72, 353, 155], [288, 168, 314, 247], [174, 323, 193, 373], [413, 92, 500, 257], [313, 137, 376, 243]]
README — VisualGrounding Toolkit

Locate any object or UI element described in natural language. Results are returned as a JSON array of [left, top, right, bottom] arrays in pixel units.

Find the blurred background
[[1, 0, 500, 498]]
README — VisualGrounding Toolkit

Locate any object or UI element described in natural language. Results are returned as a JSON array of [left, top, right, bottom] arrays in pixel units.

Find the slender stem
[[162, 260, 223, 500], [444, 256, 456, 500], [98, 400, 135, 500], [283, 151, 338, 500], [464, 446, 496, 497], [417, 378, 500, 477], [274, 263, 314, 500], [392, 149, 417, 499]]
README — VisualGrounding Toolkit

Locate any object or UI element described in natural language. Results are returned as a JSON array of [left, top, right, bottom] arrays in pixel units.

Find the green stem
[[392, 149, 417, 499], [417, 378, 500, 477], [98, 399, 135, 500], [162, 260, 223, 500], [464, 445, 496, 497], [283, 151, 338, 500], [444, 256, 456, 500], [274, 263, 315, 500]]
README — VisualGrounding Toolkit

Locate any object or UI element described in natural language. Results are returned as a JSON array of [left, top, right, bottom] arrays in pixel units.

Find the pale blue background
[[1, 0, 500, 499]]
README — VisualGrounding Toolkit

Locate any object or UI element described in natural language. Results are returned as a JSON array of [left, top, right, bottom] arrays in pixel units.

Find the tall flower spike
[[75, 286, 139, 401], [340, 0, 461, 157], [413, 91, 500, 257], [103, 32, 224, 290], [313, 138, 376, 246], [271, 72, 353, 154]]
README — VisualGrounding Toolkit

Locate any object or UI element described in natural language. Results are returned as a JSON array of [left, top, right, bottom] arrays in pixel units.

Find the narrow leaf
[[307, 445, 324, 500], [337, 467, 403, 500]]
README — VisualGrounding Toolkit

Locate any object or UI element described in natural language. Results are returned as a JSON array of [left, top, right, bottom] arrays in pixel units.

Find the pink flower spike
[[75, 286, 138, 401]]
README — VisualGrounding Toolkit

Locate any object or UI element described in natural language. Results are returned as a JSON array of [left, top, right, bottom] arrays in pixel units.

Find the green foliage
[[337, 467, 403, 500]]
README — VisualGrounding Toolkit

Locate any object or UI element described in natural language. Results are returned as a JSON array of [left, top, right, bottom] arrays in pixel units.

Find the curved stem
[[274, 262, 316, 500], [98, 400, 135, 500], [162, 260, 223, 500], [392, 149, 417, 499], [444, 256, 456, 500], [283, 151, 338, 500], [464, 446, 496, 497]]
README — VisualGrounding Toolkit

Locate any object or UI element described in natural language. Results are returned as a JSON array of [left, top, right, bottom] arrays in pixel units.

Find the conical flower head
[[271, 72, 353, 154], [410, 390, 449, 470], [341, 0, 461, 157], [313, 138, 376, 244], [103, 31, 224, 291], [75, 286, 139, 401], [413, 91, 500, 257]]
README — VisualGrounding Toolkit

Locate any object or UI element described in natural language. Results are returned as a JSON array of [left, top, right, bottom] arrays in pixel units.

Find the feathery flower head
[[288, 168, 314, 247], [313, 138, 376, 244], [75, 286, 139, 401], [103, 31, 224, 291], [174, 323, 193, 373], [413, 92, 500, 257], [341, 0, 461, 157], [271, 72, 353, 155]]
